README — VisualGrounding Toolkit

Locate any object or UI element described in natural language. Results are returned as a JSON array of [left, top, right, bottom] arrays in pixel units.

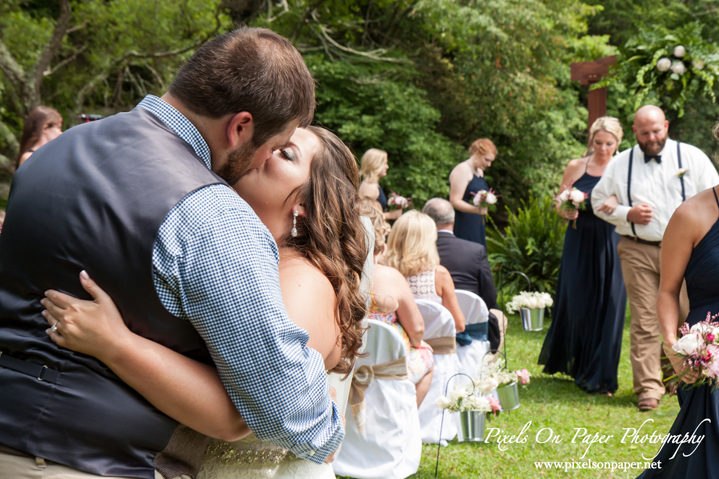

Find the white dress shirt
[[592, 138, 719, 242]]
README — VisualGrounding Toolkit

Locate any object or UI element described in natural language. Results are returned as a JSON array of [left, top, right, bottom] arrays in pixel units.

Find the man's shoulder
[[159, 184, 272, 249], [678, 141, 711, 161], [437, 233, 485, 254]]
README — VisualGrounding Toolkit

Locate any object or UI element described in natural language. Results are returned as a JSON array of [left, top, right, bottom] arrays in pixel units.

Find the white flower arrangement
[[671, 61, 687, 76], [692, 59, 705, 70], [656, 57, 672, 72], [480, 356, 532, 387], [505, 291, 553, 315], [674, 45, 686, 58], [472, 189, 499, 207], [435, 385, 492, 413]]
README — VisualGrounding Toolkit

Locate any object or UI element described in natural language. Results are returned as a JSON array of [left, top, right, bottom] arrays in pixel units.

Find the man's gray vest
[[0, 107, 226, 478]]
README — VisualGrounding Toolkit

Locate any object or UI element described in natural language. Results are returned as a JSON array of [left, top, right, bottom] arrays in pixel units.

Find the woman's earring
[[291, 210, 298, 237]]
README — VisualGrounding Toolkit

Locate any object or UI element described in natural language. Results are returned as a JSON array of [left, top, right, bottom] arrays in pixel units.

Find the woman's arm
[[434, 266, 466, 333], [449, 163, 480, 215], [556, 159, 585, 220], [658, 200, 701, 383], [42, 272, 249, 441], [383, 268, 426, 348]]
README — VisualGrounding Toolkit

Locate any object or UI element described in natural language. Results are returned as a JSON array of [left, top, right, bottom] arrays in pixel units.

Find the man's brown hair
[[169, 27, 315, 146]]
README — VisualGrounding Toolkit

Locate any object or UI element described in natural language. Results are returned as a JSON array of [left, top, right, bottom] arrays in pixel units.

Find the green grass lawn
[[409, 310, 681, 479]]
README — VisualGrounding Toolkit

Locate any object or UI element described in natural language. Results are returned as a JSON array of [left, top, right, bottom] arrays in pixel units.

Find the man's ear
[[226, 111, 254, 148]]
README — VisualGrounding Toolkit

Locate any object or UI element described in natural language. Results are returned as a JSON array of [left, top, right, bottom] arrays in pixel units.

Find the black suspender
[[677, 142, 686, 202], [627, 147, 637, 236]]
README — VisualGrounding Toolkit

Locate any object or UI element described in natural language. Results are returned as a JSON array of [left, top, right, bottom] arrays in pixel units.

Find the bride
[[40, 126, 368, 478]]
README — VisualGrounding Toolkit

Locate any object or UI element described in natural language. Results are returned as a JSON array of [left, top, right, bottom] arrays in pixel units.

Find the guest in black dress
[[449, 138, 497, 247], [637, 159, 719, 477], [539, 117, 627, 395], [359, 148, 404, 221]]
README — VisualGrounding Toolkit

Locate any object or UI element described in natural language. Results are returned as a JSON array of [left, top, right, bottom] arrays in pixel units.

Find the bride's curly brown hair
[[282, 126, 368, 375]]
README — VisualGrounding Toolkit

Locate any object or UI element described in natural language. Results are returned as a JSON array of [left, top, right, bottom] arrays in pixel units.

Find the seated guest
[[16, 106, 64, 168], [385, 210, 466, 333], [362, 200, 434, 406], [422, 198, 507, 352]]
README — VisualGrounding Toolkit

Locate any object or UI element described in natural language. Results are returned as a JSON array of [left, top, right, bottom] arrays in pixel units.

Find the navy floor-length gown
[[638, 188, 719, 479], [538, 171, 627, 394], [454, 174, 488, 247]]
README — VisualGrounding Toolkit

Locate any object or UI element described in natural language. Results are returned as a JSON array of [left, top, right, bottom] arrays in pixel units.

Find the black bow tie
[[645, 155, 661, 164]]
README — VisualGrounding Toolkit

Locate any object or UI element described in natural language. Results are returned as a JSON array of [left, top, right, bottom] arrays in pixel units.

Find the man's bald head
[[422, 198, 455, 229], [633, 105, 669, 156]]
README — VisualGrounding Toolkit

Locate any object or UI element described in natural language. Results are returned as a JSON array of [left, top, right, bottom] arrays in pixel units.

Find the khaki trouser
[[617, 237, 689, 402], [0, 451, 189, 479]]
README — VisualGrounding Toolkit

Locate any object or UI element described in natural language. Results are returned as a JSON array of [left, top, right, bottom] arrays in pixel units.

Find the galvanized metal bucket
[[520, 307, 544, 331], [496, 381, 520, 411], [457, 410, 486, 442]]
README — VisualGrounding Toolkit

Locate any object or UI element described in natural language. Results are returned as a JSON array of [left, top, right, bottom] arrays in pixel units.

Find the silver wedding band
[[50, 321, 59, 333]]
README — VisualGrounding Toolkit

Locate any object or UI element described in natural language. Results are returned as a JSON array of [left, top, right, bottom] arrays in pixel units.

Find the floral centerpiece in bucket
[[554, 187, 587, 229], [480, 356, 531, 411], [435, 385, 495, 414], [505, 291, 553, 315], [387, 190, 412, 211], [666, 312, 719, 391], [506, 291, 553, 331]]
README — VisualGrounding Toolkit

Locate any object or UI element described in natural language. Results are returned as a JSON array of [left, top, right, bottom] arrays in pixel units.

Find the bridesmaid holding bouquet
[[539, 117, 627, 395]]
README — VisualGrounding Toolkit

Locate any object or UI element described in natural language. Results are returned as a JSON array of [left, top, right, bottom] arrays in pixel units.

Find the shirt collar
[[437, 229, 454, 235], [136, 95, 212, 170], [637, 138, 675, 162]]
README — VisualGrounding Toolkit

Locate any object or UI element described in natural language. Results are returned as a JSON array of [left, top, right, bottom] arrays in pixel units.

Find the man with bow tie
[[592, 105, 719, 411]]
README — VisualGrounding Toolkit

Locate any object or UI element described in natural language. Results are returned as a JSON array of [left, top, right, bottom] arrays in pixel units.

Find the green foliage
[[487, 196, 567, 295], [604, 23, 719, 118]]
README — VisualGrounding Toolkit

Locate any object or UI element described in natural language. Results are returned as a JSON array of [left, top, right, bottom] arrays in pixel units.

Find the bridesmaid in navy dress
[[449, 138, 497, 247], [359, 148, 403, 221], [539, 117, 627, 395], [637, 164, 719, 477]]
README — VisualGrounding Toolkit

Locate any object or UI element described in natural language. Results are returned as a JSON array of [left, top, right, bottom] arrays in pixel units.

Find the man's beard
[[217, 142, 257, 185], [637, 134, 668, 157]]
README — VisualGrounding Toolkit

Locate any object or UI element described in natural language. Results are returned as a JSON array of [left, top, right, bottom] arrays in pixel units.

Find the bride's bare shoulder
[[278, 252, 338, 361]]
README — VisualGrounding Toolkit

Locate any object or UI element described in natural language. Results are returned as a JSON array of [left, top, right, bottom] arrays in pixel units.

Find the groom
[[0, 28, 342, 478]]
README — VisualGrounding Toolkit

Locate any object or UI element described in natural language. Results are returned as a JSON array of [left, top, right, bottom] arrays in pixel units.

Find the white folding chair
[[414, 299, 462, 443], [454, 290, 491, 378], [333, 320, 421, 479]]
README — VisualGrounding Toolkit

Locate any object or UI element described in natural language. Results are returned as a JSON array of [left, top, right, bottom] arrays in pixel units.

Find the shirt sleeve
[[691, 148, 719, 193], [153, 185, 343, 463], [591, 159, 632, 227]]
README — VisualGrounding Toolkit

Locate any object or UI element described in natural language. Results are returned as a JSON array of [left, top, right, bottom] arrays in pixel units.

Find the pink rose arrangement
[[554, 186, 587, 229], [387, 191, 412, 210], [668, 312, 719, 390]]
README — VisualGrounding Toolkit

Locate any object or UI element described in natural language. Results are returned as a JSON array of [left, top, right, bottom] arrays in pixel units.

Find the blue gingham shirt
[[138, 95, 343, 462]]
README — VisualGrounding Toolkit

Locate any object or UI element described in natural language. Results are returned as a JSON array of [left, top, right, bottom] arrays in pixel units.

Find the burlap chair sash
[[425, 336, 457, 355], [349, 356, 408, 434]]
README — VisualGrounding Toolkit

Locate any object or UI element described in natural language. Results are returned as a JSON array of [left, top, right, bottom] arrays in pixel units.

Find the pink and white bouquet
[[387, 191, 412, 210], [554, 186, 587, 228], [472, 188, 499, 209], [481, 356, 532, 387], [668, 312, 719, 389]]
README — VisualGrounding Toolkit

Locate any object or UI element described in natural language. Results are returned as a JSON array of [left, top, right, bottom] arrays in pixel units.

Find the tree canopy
[[1, 0, 717, 209]]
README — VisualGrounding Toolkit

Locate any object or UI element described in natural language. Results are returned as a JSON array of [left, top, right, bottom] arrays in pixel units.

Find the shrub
[[487, 196, 566, 296]]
